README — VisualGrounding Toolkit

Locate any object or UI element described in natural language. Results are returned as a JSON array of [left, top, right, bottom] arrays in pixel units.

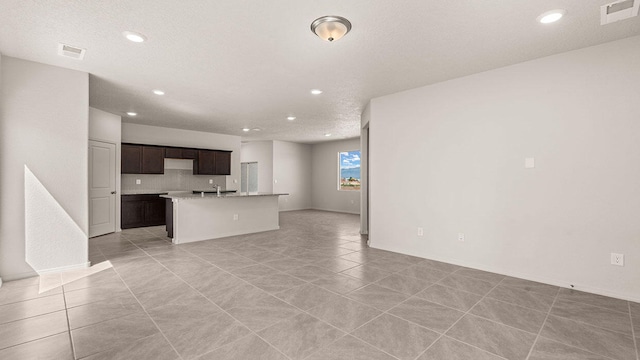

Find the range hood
[[164, 158, 193, 170]]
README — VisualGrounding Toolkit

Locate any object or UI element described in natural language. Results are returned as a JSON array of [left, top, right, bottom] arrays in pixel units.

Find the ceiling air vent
[[57, 43, 86, 60], [601, 0, 639, 24]]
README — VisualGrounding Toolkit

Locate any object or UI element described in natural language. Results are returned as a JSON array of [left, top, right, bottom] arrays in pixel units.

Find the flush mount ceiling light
[[126, 112, 137, 116], [324, 133, 332, 137], [122, 31, 147, 43], [252, 128, 262, 131], [310, 89, 323, 95], [153, 89, 165, 95], [287, 116, 296, 121], [537, 9, 567, 23], [311, 15, 352, 42], [242, 128, 250, 132]]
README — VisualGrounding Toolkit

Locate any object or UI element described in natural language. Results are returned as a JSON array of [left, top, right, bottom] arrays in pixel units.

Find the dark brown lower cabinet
[[121, 194, 166, 229], [166, 199, 174, 238]]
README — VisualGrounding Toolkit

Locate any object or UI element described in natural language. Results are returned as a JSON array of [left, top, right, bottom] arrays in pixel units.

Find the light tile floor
[[0, 210, 639, 359]]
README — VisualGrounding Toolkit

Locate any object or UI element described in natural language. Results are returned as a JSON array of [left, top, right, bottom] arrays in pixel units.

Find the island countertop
[[160, 192, 288, 200]]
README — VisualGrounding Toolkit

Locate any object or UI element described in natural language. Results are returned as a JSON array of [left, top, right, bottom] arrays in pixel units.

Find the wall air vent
[[57, 43, 86, 60], [601, 0, 639, 24]]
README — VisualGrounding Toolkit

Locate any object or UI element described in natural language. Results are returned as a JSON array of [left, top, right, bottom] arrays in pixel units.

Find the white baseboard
[[36, 262, 91, 275], [310, 207, 360, 215], [370, 242, 640, 303], [0, 277, 3, 288]]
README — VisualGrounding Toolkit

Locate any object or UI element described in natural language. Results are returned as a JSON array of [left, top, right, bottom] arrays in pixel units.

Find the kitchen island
[[160, 192, 288, 244]]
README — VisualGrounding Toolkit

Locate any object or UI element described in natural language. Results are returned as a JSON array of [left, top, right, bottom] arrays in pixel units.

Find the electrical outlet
[[233, 214, 239, 221], [135, 179, 141, 185], [417, 227, 424, 236], [458, 233, 465, 242], [611, 253, 624, 266], [209, 179, 213, 184], [233, 179, 238, 184]]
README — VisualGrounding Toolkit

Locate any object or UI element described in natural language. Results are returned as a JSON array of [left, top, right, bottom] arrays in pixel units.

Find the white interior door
[[89, 140, 116, 237]]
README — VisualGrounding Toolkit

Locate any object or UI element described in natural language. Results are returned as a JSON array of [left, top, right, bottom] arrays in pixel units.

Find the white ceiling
[[1, 1, 639, 143]]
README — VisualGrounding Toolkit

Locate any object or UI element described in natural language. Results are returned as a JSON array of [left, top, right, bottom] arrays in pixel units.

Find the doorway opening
[[241, 162, 258, 193]]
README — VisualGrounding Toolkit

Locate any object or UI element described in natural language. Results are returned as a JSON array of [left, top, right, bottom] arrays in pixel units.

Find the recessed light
[[324, 133, 332, 137], [287, 116, 296, 121], [126, 112, 137, 116], [153, 89, 165, 95], [537, 9, 567, 24], [311, 89, 323, 95], [122, 31, 147, 43], [242, 128, 250, 132]]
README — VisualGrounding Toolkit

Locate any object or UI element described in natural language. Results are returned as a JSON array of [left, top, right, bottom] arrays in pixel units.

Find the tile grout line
[[107, 224, 637, 360], [147, 246, 295, 360], [178, 239, 410, 360], [108, 239, 186, 360], [58, 274, 77, 360], [629, 302, 639, 360], [524, 286, 560, 360], [410, 276, 509, 360]]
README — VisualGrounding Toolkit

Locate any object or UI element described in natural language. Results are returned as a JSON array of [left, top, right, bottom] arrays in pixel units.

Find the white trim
[[310, 207, 360, 215], [370, 242, 640, 303], [35, 262, 91, 275], [279, 207, 313, 212], [0, 277, 3, 288]]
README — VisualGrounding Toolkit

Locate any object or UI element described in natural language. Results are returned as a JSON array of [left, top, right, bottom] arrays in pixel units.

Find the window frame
[[337, 150, 361, 192]]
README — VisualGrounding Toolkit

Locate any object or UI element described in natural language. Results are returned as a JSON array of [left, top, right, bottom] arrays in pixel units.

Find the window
[[338, 150, 361, 191]]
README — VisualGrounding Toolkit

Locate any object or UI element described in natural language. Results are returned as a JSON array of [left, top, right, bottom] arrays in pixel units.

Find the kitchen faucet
[[213, 184, 221, 196]]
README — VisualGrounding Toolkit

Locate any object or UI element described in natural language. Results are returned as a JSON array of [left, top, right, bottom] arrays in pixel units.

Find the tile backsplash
[[122, 170, 226, 192]]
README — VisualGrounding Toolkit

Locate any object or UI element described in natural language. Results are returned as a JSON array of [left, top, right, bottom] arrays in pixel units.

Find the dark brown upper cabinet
[[182, 148, 197, 159], [164, 147, 183, 159], [195, 149, 216, 175], [215, 151, 231, 175], [194, 150, 231, 175], [121, 144, 164, 174], [165, 147, 198, 160], [122, 144, 142, 173], [122, 143, 230, 175], [141, 146, 165, 174]]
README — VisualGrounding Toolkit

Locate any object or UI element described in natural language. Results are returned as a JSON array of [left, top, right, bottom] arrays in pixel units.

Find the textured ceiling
[[1, 1, 639, 143]]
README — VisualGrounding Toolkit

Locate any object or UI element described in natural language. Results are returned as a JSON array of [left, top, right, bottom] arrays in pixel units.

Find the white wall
[[89, 108, 122, 231], [369, 35, 640, 301], [360, 104, 371, 234], [273, 141, 312, 211], [311, 138, 361, 214], [240, 141, 274, 193], [121, 123, 241, 190], [0, 56, 89, 280]]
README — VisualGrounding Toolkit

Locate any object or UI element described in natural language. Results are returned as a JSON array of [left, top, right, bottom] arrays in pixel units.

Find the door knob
[[111, 191, 117, 194]]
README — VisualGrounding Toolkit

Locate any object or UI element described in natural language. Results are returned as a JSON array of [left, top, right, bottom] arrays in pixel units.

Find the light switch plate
[[525, 157, 535, 169]]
